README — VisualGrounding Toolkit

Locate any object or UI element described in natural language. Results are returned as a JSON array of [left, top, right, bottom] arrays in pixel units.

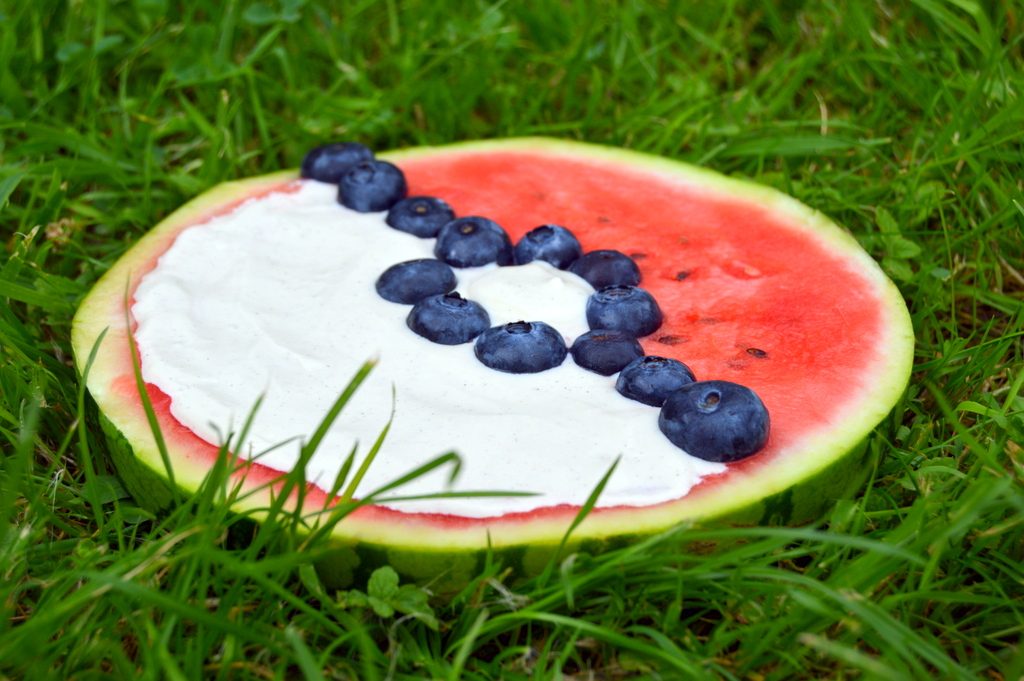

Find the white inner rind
[[132, 181, 725, 516]]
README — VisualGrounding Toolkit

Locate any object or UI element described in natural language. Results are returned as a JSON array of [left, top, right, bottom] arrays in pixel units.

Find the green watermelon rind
[[72, 138, 914, 585], [98, 404, 875, 591]]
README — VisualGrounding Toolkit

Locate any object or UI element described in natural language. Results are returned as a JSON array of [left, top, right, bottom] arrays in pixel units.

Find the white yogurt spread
[[132, 181, 725, 516]]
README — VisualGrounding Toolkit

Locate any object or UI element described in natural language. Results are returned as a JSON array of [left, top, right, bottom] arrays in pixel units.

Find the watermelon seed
[[746, 347, 768, 358], [675, 270, 691, 281], [656, 334, 688, 345], [597, 216, 611, 223], [630, 252, 647, 260]]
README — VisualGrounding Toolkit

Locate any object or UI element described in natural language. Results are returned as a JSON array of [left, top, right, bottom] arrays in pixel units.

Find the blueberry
[[407, 292, 490, 345], [376, 259, 457, 304], [616, 356, 696, 406], [434, 216, 514, 268], [301, 142, 374, 183], [569, 330, 644, 376], [474, 321, 567, 373], [569, 250, 641, 289], [586, 285, 663, 337], [338, 160, 408, 212], [658, 380, 770, 462], [386, 196, 456, 238], [514, 224, 583, 269]]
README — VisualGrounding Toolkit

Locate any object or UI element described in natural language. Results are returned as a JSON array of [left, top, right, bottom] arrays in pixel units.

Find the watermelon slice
[[72, 139, 914, 590]]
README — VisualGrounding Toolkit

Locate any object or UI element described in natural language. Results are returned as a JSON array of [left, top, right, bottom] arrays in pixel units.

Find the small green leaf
[[915, 181, 945, 201], [393, 585, 438, 629], [81, 475, 129, 504], [882, 257, 914, 282], [134, 0, 168, 15], [618, 652, 656, 673], [298, 564, 325, 600], [243, 3, 279, 25], [117, 505, 156, 524], [94, 35, 125, 54], [367, 596, 395, 618], [912, 181, 946, 224], [876, 206, 900, 234], [280, 0, 305, 22], [0, 171, 26, 210], [56, 42, 87, 63], [957, 400, 1008, 428], [885, 235, 922, 259], [367, 565, 399, 601], [337, 589, 368, 609]]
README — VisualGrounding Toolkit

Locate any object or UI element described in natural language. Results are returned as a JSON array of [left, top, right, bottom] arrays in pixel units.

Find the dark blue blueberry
[[568, 250, 641, 289], [376, 259, 457, 304], [569, 330, 644, 376], [407, 292, 490, 345], [514, 224, 583, 269], [338, 160, 408, 212], [658, 380, 770, 462], [616, 356, 696, 406], [386, 196, 456, 238], [301, 142, 374, 183], [474, 321, 567, 374], [434, 216, 514, 268], [586, 285, 663, 337]]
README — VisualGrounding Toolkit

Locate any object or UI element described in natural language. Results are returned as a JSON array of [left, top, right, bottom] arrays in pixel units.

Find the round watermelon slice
[[72, 138, 914, 590]]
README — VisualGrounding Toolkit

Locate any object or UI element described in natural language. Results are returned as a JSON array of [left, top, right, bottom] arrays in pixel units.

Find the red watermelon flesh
[[73, 139, 913, 558], [401, 151, 882, 466]]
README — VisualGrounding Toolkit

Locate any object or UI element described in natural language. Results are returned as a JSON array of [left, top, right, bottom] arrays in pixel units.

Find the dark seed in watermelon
[[658, 380, 770, 462]]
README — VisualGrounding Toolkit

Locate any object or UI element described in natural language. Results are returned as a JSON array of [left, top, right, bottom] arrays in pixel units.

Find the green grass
[[2, 0, 1022, 678]]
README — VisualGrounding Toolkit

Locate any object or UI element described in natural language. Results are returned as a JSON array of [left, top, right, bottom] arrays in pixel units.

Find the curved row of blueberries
[[300, 142, 770, 462]]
